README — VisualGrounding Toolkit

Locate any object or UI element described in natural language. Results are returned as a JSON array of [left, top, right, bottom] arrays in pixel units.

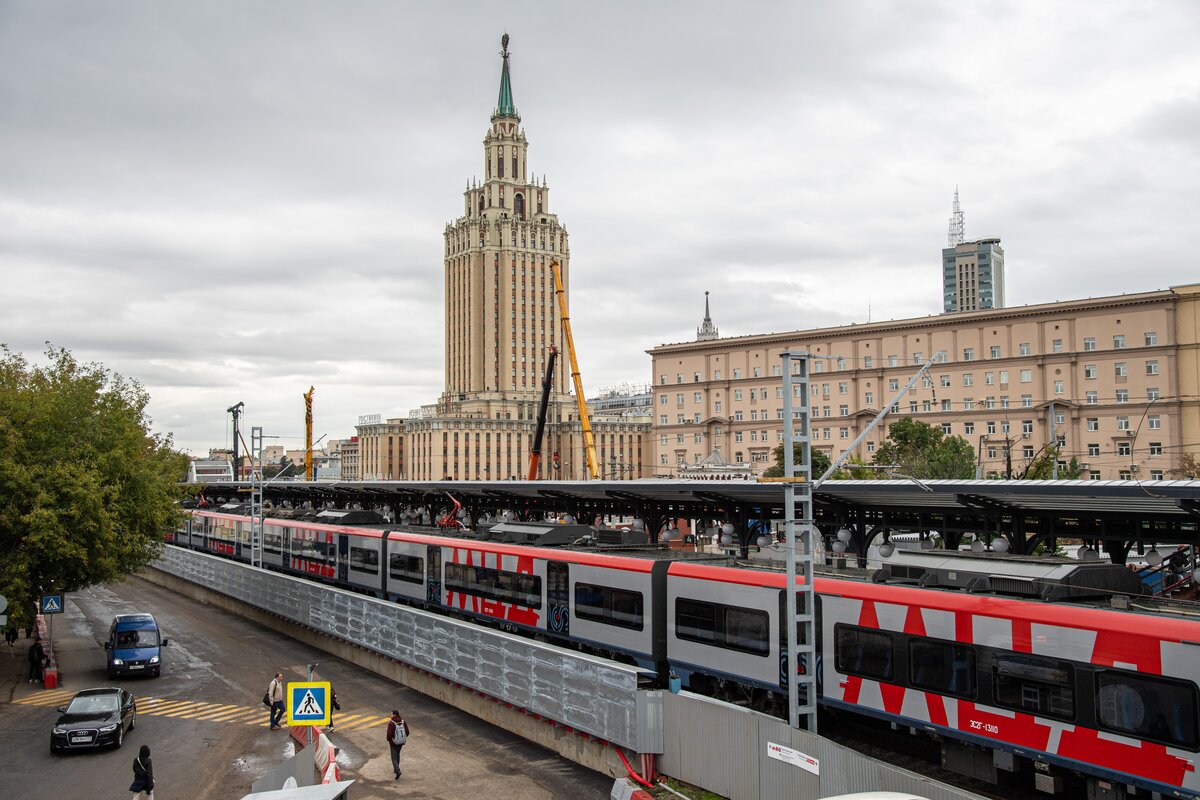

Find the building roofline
[[648, 284, 1197, 355]]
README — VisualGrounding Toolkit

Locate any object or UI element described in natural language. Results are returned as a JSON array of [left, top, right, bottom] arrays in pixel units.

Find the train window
[[676, 599, 716, 644], [1096, 670, 1199, 751], [909, 638, 977, 699], [574, 583, 644, 630], [834, 624, 894, 681], [444, 563, 542, 609], [388, 554, 424, 584], [349, 546, 380, 573], [993, 654, 1075, 720], [723, 607, 769, 656]]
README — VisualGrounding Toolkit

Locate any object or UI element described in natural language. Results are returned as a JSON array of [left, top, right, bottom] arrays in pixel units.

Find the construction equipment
[[303, 386, 315, 481], [549, 259, 599, 479], [527, 346, 559, 479]]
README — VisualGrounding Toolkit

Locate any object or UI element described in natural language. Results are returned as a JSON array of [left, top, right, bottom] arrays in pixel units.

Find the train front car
[[821, 578, 1200, 798]]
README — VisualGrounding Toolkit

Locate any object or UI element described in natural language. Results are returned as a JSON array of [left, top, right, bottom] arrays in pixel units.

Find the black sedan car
[[50, 687, 136, 753]]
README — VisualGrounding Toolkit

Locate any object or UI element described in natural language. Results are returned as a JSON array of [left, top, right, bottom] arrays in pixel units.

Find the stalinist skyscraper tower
[[403, 35, 648, 481]]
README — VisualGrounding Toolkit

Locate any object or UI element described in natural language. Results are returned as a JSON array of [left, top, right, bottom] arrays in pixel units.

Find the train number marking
[[969, 720, 999, 735]]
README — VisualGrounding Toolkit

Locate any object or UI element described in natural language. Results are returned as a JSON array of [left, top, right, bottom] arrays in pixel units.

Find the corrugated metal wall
[[154, 546, 662, 753], [660, 693, 985, 800]]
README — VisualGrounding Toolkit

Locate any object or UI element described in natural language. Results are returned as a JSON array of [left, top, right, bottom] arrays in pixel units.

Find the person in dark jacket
[[386, 710, 411, 778], [129, 744, 154, 799], [27, 638, 45, 682]]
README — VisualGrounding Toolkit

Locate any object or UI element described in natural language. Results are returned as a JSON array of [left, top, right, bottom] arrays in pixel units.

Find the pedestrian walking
[[328, 686, 340, 732], [267, 672, 285, 730], [27, 638, 45, 683], [4, 624, 16, 649], [129, 744, 155, 799], [386, 709, 411, 778]]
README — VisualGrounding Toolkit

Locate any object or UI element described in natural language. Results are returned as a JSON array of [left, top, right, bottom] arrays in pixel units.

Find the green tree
[[763, 443, 832, 479], [0, 345, 187, 629], [872, 417, 976, 479], [274, 456, 301, 479], [1020, 445, 1082, 479]]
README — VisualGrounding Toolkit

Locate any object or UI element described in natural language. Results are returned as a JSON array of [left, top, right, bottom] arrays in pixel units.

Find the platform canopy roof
[[198, 478, 1200, 529]]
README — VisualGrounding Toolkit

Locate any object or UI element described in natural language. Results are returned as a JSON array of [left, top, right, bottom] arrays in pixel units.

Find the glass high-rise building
[[943, 238, 1005, 313]]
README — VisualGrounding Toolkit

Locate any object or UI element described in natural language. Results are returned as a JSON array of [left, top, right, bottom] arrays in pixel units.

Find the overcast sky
[[2, 1, 1198, 455]]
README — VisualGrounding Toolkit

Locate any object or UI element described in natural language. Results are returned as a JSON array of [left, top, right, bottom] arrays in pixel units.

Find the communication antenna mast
[[947, 186, 965, 247]]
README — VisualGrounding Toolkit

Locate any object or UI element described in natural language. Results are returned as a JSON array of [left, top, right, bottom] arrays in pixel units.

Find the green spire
[[495, 33, 518, 119]]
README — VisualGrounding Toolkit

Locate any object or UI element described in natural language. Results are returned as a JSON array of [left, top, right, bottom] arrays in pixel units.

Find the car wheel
[[129, 712, 136, 730], [115, 724, 124, 749]]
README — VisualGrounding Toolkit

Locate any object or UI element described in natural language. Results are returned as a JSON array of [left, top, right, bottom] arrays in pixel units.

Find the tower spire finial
[[697, 290, 719, 341], [494, 33, 518, 120]]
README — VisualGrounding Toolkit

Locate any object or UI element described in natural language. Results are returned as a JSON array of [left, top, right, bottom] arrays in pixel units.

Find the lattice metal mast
[[947, 186, 965, 247]]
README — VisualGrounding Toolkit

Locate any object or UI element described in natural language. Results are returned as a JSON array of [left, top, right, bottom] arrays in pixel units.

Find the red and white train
[[171, 508, 1200, 799]]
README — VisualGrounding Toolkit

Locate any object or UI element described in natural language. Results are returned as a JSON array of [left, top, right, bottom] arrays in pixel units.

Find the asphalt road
[[0, 577, 614, 799]]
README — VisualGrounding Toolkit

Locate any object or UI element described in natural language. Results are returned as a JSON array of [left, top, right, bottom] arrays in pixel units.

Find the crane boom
[[303, 386, 314, 481], [549, 259, 599, 479], [527, 346, 559, 480]]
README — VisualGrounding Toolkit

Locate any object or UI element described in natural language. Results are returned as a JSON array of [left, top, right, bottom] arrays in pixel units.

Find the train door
[[426, 545, 442, 605], [547, 561, 569, 636], [337, 536, 349, 583]]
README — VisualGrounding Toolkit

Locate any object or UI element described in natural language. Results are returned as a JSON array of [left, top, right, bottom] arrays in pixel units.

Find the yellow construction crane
[[303, 386, 315, 481], [549, 259, 599, 479]]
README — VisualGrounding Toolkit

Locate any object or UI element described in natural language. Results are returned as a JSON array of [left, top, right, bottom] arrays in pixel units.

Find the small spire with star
[[494, 33, 519, 120], [697, 291, 719, 341]]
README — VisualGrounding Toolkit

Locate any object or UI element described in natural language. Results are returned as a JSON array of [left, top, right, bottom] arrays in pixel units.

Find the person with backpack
[[385, 709, 410, 778], [266, 673, 285, 730], [27, 638, 45, 682]]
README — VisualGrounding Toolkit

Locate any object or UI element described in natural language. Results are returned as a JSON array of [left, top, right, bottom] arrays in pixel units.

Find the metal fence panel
[[662, 692, 985, 800], [154, 546, 661, 753]]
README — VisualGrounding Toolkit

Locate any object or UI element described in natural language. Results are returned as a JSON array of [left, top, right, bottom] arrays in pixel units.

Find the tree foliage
[[871, 417, 976, 479], [763, 443, 832, 479], [0, 345, 188, 628], [1020, 445, 1082, 480]]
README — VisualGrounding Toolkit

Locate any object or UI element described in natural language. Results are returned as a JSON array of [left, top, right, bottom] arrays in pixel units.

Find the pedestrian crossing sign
[[40, 594, 64, 615], [286, 681, 331, 726]]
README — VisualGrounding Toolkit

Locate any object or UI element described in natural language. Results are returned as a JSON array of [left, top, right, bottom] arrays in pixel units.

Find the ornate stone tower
[[443, 33, 569, 403]]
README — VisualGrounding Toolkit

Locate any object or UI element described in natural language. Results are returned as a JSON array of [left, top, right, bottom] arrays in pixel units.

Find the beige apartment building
[[363, 36, 649, 481], [650, 284, 1200, 480], [339, 437, 360, 481]]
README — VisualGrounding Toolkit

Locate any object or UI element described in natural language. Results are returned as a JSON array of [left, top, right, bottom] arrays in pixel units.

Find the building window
[[964, 398, 974, 411], [987, 447, 997, 459], [1087, 418, 1099, 431], [838, 382, 849, 394], [1145, 331, 1158, 346], [1118, 442, 1131, 456], [1147, 387, 1160, 401], [1086, 391, 1098, 405], [986, 421, 996, 434], [1146, 360, 1159, 375], [963, 348, 974, 361], [694, 372, 702, 382], [734, 389, 743, 401], [1083, 337, 1096, 351], [1150, 470, 1164, 480], [1022, 420, 1034, 434], [840, 427, 849, 439], [1117, 416, 1130, 431], [694, 392, 703, 403], [734, 411, 743, 421], [714, 400, 722, 413], [889, 378, 899, 391], [888, 355, 898, 367], [660, 415, 668, 425], [940, 375, 951, 388], [1088, 444, 1100, 457], [863, 356, 873, 368], [1113, 334, 1126, 349], [1116, 389, 1128, 403], [985, 372, 995, 385], [1052, 339, 1063, 353], [752, 367, 762, 378], [733, 369, 742, 379], [1119, 469, 1132, 480], [1084, 365, 1097, 379], [1020, 369, 1032, 383], [1149, 442, 1163, 456], [839, 404, 849, 416], [866, 441, 875, 453], [941, 423, 952, 435], [1148, 415, 1161, 430], [865, 392, 874, 405], [964, 422, 974, 435], [913, 352, 923, 364], [813, 361, 824, 373], [1115, 363, 1127, 377], [713, 370, 722, 380], [1019, 342, 1031, 356], [1022, 394, 1033, 407], [1054, 380, 1065, 394], [963, 373, 974, 387], [1023, 445, 1035, 459], [990, 346, 1001, 359], [677, 373, 684, 383], [694, 433, 702, 444], [944, 399, 953, 411], [734, 432, 743, 442]]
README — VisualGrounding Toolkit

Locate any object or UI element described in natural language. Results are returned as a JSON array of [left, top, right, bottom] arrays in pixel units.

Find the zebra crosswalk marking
[[333, 715, 385, 732], [192, 704, 245, 720], [15, 690, 74, 706], [159, 702, 211, 717]]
